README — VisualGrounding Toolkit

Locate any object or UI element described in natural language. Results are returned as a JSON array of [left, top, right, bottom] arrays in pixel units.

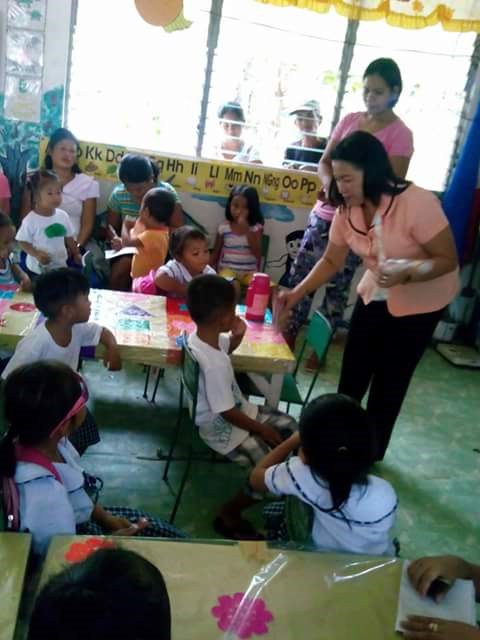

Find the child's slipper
[[213, 516, 265, 541]]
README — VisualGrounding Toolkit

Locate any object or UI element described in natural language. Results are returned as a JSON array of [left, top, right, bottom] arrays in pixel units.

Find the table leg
[[247, 372, 284, 409]]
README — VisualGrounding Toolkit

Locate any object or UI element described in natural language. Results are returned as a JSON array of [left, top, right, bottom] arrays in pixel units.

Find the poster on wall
[[7, 0, 47, 30], [6, 30, 44, 77], [4, 76, 42, 122]]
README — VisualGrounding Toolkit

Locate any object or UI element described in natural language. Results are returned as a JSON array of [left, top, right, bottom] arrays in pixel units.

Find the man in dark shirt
[[284, 100, 327, 171]]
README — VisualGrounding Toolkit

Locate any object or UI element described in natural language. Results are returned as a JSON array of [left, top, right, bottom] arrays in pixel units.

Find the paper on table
[[395, 561, 476, 632]]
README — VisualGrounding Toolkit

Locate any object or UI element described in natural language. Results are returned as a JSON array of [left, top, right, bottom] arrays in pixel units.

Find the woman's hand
[[276, 288, 303, 330], [376, 259, 411, 288], [401, 616, 480, 639], [408, 556, 472, 599]]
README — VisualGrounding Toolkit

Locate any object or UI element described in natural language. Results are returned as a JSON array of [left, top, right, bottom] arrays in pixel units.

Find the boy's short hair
[[187, 274, 235, 325], [28, 548, 171, 640], [118, 153, 159, 184], [143, 187, 176, 224], [33, 268, 89, 319], [169, 226, 208, 259]]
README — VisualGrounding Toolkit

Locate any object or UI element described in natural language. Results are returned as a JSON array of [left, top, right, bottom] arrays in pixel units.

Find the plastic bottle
[[246, 273, 270, 322]]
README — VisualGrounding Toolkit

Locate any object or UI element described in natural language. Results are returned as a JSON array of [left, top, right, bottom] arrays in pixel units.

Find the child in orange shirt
[[111, 187, 175, 279]]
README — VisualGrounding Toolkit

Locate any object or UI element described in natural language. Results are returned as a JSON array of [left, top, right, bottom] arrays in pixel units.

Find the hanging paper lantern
[[134, 0, 192, 32]]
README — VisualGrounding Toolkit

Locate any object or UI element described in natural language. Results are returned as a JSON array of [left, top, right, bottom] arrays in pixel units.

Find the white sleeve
[[219, 334, 231, 353], [77, 322, 103, 346], [86, 178, 100, 200], [203, 362, 236, 414], [15, 217, 33, 243], [1, 334, 45, 379], [19, 477, 76, 556], [264, 457, 307, 498]]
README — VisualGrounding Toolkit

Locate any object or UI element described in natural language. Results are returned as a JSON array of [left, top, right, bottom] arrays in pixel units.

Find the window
[[203, 0, 347, 167], [67, 1, 476, 190], [67, 0, 211, 156]]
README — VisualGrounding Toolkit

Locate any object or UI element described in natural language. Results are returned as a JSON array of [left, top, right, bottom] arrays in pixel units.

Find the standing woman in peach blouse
[[280, 131, 458, 460]]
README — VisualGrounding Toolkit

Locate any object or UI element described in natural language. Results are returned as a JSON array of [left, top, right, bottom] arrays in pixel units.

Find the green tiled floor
[[75, 342, 479, 560]]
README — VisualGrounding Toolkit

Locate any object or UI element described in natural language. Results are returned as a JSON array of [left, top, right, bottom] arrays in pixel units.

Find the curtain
[[254, 1, 480, 32]]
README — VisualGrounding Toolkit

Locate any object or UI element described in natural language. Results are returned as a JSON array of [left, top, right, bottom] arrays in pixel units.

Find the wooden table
[[0, 288, 296, 407], [41, 536, 402, 640], [0, 533, 31, 640]]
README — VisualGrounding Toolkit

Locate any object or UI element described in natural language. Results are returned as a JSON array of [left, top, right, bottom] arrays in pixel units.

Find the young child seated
[[0, 361, 184, 556], [186, 274, 297, 539], [17, 170, 81, 276], [132, 226, 215, 296], [210, 185, 264, 286], [1, 268, 121, 454], [111, 186, 175, 280], [28, 548, 171, 640], [0, 212, 30, 290], [250, 394, 398, 555]]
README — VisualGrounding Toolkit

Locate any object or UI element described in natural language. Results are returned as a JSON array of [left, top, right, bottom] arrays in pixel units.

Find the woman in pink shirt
[[286, 58, 414, 349], [281, 132, 458, 460], [0, 172, 11, 216]]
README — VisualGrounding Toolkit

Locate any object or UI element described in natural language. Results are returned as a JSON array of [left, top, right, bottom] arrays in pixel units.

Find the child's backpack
[[0, 446, 62, 531]]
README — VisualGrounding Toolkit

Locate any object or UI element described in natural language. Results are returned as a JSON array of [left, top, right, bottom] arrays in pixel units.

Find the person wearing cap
[[283, 100, 327, 171], [209, 101, 262, 164]]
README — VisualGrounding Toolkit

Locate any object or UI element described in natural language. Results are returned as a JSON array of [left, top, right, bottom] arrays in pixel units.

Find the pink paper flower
[[211, 592, 273, 638], [65, 537, 115, 563]]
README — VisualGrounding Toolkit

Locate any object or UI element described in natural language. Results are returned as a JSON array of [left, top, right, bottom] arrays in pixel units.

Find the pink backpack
[[1, 446, 62, 531]]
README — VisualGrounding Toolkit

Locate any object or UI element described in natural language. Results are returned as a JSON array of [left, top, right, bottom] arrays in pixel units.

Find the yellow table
[[0, 533, 31, 640], [0, 288, 296, 407], [42, 537, 401, 639]]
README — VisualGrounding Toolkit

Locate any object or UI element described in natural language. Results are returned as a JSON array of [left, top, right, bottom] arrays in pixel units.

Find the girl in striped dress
[[211, 185, 264, 286]]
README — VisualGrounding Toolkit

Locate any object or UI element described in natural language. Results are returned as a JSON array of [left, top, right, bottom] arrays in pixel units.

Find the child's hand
[[35, 250, 51, 265], [111, 236, 123, 251], [259, 425, 283, 448], [109, 516, 150, 536], [231, 316, 247, 339], [103, 345, 122, 371], [19, 277, 32, 292]]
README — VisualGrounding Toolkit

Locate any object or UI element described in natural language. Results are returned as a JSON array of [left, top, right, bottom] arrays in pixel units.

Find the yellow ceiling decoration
[[254, 1, 480, 32]]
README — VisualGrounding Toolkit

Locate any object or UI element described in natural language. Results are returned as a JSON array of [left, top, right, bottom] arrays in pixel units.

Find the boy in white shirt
[[2, 268, 121, 453], [187, 274, 296, 539]]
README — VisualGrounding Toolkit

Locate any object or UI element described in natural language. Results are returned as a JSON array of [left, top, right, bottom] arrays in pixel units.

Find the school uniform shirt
[[16, 208, 74, 274], [15, 438, 93, 555], [130, 219, 169, 278], [61, 173, 100, 239], [329, 185, 459, 317], [188, 331, 257, 455], [218, 221, 262, 274], [1, 322, 102, 379], [265, 457, 397, 556], [156, 259, 216, 296], [107, 181, 180, 221]]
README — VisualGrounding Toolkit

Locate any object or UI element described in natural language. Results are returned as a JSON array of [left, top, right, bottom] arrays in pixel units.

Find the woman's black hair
[[26, 170, 60, 206], [299, 394, 377, 513], [28, 548, 171, 640], [218, 101, 245, 122], [328, 131, 408, 207], [363, 57, 403, 95], [169, 225, 208, 259], [225, 185, 264, 226], [118, 154, 159, 185], [45, 128, 81, 174], [0, 361, 82, 478]]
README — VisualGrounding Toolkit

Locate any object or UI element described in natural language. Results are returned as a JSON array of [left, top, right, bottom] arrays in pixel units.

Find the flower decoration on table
[[211, 592, 273, 638], [65, 537, 115, 563]]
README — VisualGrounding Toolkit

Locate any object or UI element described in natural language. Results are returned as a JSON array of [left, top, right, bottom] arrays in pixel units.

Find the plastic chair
[[239, 311, 333, 412]]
